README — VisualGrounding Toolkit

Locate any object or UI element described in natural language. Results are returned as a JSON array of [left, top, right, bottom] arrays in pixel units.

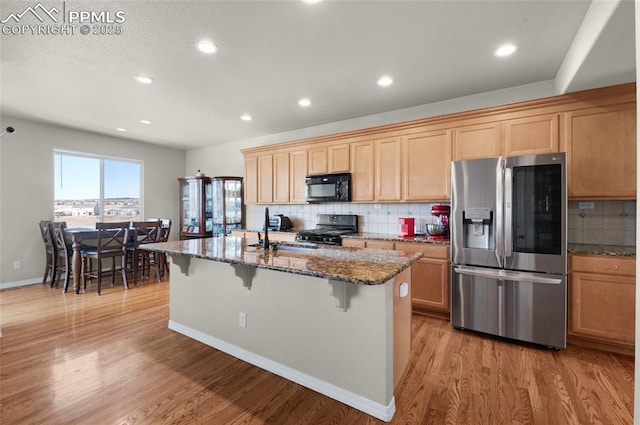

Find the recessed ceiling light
[[116, 127, 127, 132], [140, 119, 152, 125], [197, 40, 218, 54], [298, 98, 311, 107], [495, 43, 518, 57], [240, 114, 252, 121], [134, 75, 153, 84], [377, 75, 393, 87], [302, 0, 322, 4]]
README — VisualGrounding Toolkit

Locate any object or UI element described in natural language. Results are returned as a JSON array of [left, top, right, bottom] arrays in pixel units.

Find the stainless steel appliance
[[305, 173, 351, 203], [450, 153, 567, 349], [296, 214, 358, 245], [267, 214, 292, 231]]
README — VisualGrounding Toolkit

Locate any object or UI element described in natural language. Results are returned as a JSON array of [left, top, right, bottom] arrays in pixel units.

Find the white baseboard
[[0, 277, 41, 290], [168, 320, 396, 422]]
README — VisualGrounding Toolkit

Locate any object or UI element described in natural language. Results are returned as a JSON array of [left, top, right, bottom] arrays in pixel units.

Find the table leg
[[72, 240, 81, 294]]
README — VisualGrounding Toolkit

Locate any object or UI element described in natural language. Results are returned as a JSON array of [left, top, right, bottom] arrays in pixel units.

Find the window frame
[[53, 149, 144, 223]]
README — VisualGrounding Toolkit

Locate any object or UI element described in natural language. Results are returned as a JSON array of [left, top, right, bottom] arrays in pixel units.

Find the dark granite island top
[[143, 236, 422, 285]]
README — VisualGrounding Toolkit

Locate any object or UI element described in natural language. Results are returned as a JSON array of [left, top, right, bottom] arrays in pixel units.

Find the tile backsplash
[[247, 200, 637, 246], [568, 200, 636, 246], [246, 202, 448, 234]]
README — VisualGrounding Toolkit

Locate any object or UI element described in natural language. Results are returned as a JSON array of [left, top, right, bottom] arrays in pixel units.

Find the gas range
[[296, 214, 358, 246]]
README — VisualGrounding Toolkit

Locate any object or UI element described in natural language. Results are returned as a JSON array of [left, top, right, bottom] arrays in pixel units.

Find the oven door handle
[[453, 266, 563, 284]]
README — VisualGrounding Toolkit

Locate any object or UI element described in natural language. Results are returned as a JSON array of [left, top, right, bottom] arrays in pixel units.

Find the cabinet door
[[366, 240, 395, 250], [273, 152, 290, 203], [411, 258, 450, 314], [308, 146, 328, 174], [569, 271, 635, 345], [328, 144, 350, 173], [375, 137, 402, 201], [290, 150, 308, 203], [350, 141, 375, 202], [403, 129, 451, 201], [257, 155, 273, 204], [566, 103, 636, 198], [453, 122, 502, 160], [504, 114, 559, 156], [341, 238, 366, 248], [244, 157, 258, 204]]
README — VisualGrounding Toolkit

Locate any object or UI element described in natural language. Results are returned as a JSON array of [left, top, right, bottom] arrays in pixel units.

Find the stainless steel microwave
[[305, 173, 351, 203]]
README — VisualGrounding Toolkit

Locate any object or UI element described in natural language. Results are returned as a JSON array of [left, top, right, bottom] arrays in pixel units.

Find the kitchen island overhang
[[143, 237, 421, 422]]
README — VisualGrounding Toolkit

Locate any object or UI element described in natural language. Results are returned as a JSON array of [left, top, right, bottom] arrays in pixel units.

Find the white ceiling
[[0, 0, 635, 150]]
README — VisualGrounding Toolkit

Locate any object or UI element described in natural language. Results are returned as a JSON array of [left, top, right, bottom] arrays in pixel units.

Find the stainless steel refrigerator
[[450, 152, 567, 349]]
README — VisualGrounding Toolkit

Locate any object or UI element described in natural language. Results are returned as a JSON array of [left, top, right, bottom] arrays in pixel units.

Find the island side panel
[[168, 256, 394, 407]]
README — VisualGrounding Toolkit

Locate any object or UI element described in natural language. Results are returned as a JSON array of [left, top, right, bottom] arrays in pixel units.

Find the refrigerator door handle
[[453, 265, 563, 285], [504, 167, 513, 258], [495, 159, 504, 267]]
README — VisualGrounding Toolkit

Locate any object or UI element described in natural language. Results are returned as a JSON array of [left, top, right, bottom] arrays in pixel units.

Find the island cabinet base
[[167, 256, 411, 422]]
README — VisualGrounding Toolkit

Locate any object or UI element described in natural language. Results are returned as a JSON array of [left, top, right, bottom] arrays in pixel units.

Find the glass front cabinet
[[178, 175, 213, 239], [178, 175, 244, 240], [212, 176, 244, 236]]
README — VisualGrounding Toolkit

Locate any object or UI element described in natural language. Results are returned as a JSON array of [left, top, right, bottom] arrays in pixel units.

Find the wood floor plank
[[0, 281, 634, 424]]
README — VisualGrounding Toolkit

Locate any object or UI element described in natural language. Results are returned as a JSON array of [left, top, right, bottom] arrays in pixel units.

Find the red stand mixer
[[426, 205, 450, 239]]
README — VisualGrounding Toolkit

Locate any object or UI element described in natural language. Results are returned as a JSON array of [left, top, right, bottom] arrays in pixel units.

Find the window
[[54, 151, 142, 227]]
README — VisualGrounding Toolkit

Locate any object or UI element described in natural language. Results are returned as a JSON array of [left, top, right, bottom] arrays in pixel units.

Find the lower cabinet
[[568, 254, 636, 355], [395, 243, 450, 318]]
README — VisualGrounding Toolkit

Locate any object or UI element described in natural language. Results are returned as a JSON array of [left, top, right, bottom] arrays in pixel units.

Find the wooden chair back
[[131, 221, 162, 247], [39, 220, 55, 253], [95, 222, 130, 254], [50, 222, 70, 257]]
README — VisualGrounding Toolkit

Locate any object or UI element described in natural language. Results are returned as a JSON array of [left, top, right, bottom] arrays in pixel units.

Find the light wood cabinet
[[403, 129, 451, 201], [350, 141, 375, 202], [257, 155, 273, 204], [289, 150, 308, 203], [568, 254, 636, 354], [375, 137, 402, 201], [328, 144, 350, 173], [504, 113, 559, 156], [565, 103, 636, 199], [453, 122, 502, 160], [341, 239, 395, 250], [341, 238, 365, 248], [395, 243, 450, 317], [244, 157, 258, 204], [273, 152, 290, 203], [308, 146, 328, 175]]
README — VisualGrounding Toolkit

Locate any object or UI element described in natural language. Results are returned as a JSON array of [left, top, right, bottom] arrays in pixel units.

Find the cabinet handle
[[611, 264, 619, 270]]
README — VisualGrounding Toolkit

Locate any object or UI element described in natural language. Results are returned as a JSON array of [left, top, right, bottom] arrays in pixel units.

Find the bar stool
[[129, 220, 162, 285], [38, 220, 56, 286], [50, 221, 74, 292], [81, 222, 130, 295]]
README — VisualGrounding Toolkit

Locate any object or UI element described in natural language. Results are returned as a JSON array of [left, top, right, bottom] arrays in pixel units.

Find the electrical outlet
[[13, 261, 21, 270], [239, 312, 247, 328]]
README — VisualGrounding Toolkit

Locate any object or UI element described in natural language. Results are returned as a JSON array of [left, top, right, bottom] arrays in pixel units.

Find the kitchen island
[[142, 237, 421, 422]]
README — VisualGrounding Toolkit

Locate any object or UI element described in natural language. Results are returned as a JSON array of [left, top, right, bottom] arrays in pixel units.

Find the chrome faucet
[[262, 207, 270, 249]]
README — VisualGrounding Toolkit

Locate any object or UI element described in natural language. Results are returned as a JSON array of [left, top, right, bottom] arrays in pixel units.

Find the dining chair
[[38, 220, 56, 286], [81, 222, 130, 295], [49, 221, 74, 293], [129, 220, 162, 285], [149, 218, 172, 278]]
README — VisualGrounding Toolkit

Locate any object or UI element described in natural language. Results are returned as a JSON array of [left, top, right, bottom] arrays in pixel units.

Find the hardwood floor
[[0, 279, 634, 424]]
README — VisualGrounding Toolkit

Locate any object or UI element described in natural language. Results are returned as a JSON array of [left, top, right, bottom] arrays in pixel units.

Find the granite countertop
[[568, 243, 636, 257], [343, 232, 450, 245], [143, 237, 423, 285]]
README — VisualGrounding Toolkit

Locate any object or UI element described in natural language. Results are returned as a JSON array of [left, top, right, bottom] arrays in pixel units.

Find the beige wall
[[0, 116, 185, 286]]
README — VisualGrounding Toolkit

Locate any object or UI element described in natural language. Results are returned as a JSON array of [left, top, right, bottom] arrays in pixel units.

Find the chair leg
[[62, 255, 70, 293], [50, 254, 59, 288], [97, 261, 102, 296], [153, 252, 161, 282], [121, 255, 129, 289], [43, 252, 51, 284]]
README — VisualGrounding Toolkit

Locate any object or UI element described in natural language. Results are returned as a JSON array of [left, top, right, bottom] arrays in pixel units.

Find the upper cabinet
[[350, 140, 375, 202], [308, 146, 328, 175], [289, 150, 308, 203], [565, 103, 636, 199], [452, 122, 502, 161], [244, 156, 258, 204], [504, 114, 559, 156], [375, 136, 403, 201], [328, 144, 350, 173], [241, 84, 636, 204], [403, 129, 452, 201]]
